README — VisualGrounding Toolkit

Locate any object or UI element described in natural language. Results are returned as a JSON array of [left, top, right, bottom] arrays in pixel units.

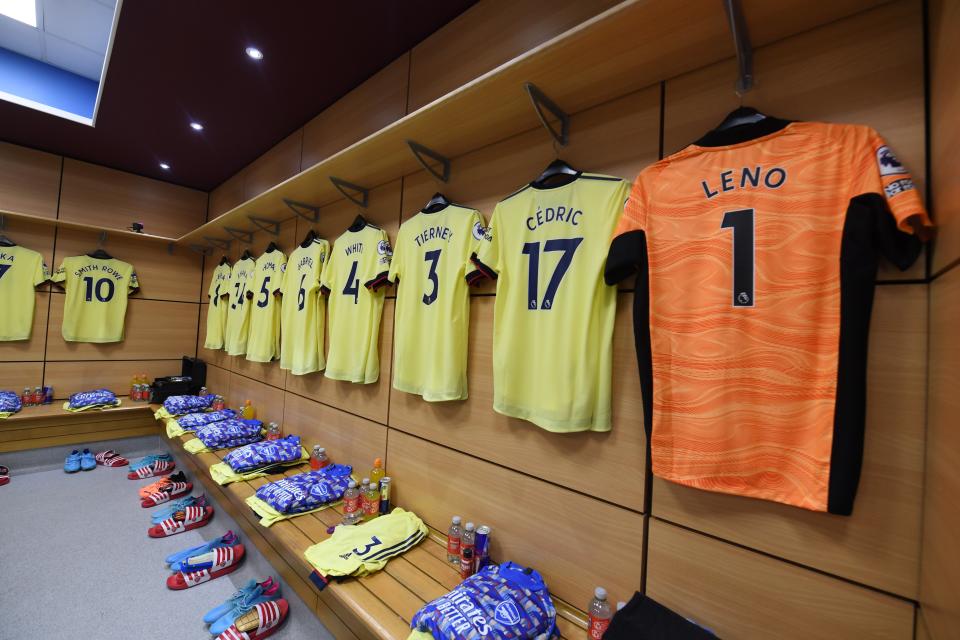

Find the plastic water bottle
[[446, 516, 463, 563], [341, 481, 361, 525], [370, 457, 385, 485], [460, 522, 476, 566], [363, 481, 380, 519], [588, 587, 612, 639]]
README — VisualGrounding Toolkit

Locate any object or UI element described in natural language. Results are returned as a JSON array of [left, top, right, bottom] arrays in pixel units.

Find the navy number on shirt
[[422, 249, 441, 305], [342, 261, 360, 304], [82, 276, 116, 302], [231, 282, 247, 309], [352, 536, 382, 557], [521, 237, 583, 310], [297, 274, 307, 311], [213, 283, 221, 306], [257, 277, 271, 308], [720, 208, 755, 307], [0, 264, 10, 281]]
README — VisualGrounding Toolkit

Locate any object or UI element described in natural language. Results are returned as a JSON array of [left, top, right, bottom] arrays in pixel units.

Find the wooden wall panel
[[651, 284, 927, 597], [242, 130, 303, 201], [43, 359, 181, 399], [302, 56, 410, 169], [209, 172, 245, 220], [0, 362, 43, 392], [204, 363, 231, 399], [407, 0, 619, 112], [388, 431, 645, 609], [929, 0, 960, 273], [52, 229, 203, 303], [282, 392, 388, 471], [45, 295, 198, 361], [225, 370, 285, 424], [919, 267, 960, 639], [58, 159, 207, 238], [646, 519, 915, 640], [917, 611, 932, 640], [390, 294, 646, 511], [0, 141, 61, 218], [662, 0, 926, 280], [0, 290, 48, 362]]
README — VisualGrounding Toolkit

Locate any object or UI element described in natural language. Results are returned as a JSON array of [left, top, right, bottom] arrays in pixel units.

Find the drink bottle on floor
[[370, 458, 385, 485], [363, 481, 380, 519], [342, 481, 361, 525], [378, 477, 391, 515], [460, 522, 475, 567], [446, 516, 462, 564], [588, 586, 612, 639]]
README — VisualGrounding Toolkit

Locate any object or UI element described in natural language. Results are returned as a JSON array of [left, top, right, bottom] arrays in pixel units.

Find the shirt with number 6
[[224, 256, 256, 356], [280, 239, 330, 375], [52, 255, 139, 343], [246, 249, 287, 363], [321, 225, 391, 384], [386, 204, 485, 401]]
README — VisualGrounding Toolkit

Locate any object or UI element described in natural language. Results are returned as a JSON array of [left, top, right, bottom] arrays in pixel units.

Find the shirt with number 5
[[246, 249, 287, 363], [52, 255, 139, 343]]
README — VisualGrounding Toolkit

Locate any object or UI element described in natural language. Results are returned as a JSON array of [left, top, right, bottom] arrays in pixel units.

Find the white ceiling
[[0, 0, 116, 81]]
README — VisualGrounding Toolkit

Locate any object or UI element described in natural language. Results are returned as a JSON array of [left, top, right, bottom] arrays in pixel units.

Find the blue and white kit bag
[[0, 390, 22, 418], [162, 394, 216, 416], [255, 464, 353, 514], [194, 418, 263, 449], [65, 388, 120, 411], [223, 435, 303, 472], [176, 408, 237, 430]]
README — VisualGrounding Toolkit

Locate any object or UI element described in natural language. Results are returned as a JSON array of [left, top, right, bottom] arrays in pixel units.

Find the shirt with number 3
[[387, 205, 485, 401], [321, 225, 390, 384], [52, 255, 139, 343]]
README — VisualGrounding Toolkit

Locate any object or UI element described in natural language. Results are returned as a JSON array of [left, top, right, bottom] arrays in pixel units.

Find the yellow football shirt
[[204, 262, 232, 349], [245, 249, 287, 362], [387, 205, 484, 401], [224, 257, 256, 356], [52, 255, 139, 343], [0, 245, 50, 341], [471, 173, 630, 432], [280, 239, 330, 375], [321, 225, 391, 383]]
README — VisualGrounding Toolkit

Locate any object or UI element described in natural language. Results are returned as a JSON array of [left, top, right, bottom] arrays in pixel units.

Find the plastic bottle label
[[363, 496, 379, 515], [447, 537, 460, 555], [588, 616, 610, 639], [344, 495, 360, 514]]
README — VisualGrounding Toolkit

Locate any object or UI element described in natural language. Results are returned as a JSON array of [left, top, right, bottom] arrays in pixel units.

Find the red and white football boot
[[217, 599, 288, 640], [148, 505, 214, 538], [166, 544, 245, 590]]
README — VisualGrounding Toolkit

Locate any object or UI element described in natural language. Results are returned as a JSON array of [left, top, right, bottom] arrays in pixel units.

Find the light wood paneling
[[302, 56, 410, 168], [282, 392, 388, 471], [243, 130, 303, 201], [391, 294, 646, 511], [226, 370, 285, 424], [59, 159, 207, 238], [43, 360, 181, 399], [52, 228, 203, 303], [646, 519, 915, 640], [662, 0, 926, 280], [916, 610, 932, 640], [0, 290, 49, 362], [929, 0, 960, 273], [204, 363, 231, 398], [920, 267, 960, 639], [285, 298, 394, 426], [209, 172, 245, 220], [0, 141, 61, 218], [0, 362, 43, 392], [388, 431, 645, 609], [233, 357, 286, 390], [45, 295, 199, 360], [651, 284, 927, 597]]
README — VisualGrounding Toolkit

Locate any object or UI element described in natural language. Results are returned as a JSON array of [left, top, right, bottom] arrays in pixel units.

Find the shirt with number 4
[[52, 255, 139, 343], [321, 225, 391, 384], [0, 245, 50, 341]]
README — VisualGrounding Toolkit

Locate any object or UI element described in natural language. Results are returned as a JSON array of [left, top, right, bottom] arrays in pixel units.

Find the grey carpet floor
[[0, 461, 334, 640]]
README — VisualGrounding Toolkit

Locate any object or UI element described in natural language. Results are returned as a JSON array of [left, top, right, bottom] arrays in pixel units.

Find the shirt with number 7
[[52, 255, 139, 343], [321, 225, 391, 384], [224, 256, 256, 356], [0, 245, 50, 341]]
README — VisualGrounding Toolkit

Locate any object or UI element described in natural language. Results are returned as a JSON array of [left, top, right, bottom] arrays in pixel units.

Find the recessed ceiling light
[[190, 122, 204, 131], [159, 162, 170, 170], [245, 47, 264, 60]]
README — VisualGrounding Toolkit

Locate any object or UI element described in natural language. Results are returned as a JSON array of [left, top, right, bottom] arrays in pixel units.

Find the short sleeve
[[129, 270, 140, 291], [605, 171, 649, 284], [467, 206, 499, 285], [468, 209, 487, 257], [274, 257, 286, 293], [386, 229, 402, 285], [315, 241, 329, 290], [320, 247, 335, 293], [365, 229, 392, 290], [35, 258, 50, 287], [51, 261, 66, 285]]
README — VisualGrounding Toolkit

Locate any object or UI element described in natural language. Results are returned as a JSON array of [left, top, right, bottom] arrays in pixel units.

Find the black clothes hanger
[[713, 106, 767, 132], [0, 215, 14, 246], [240, 249, 253, 261], [264, 241, 278, 253], [422, 192, 451, 213], [300, 229, 318, 248], [348, 214, 367, 232], [530, 158, 581, 189], [219, 256, 231, 266], [88, 248, 113, 259]]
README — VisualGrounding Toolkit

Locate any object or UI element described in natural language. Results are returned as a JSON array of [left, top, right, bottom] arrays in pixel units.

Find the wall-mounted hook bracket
[[0, 213, 6, 230], [723, 0, 753, 95], [283, 198, 320, 224], [406, 140, 451, 183], [329, 176, 369, 209], [247, 215, 280, 236], [204, 236, 231, 251], [224, 227, 253, 244], [166, 242, 175, 256], [189, 244, 213, 256], [98, 230, 108, 247], [524, 82, 569, 147]]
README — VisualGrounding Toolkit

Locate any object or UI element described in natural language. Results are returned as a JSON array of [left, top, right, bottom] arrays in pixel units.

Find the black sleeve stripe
[[582, 174, 624, 183], [605, 230, 646, 285], [320, 285, 331, 296], [364, 271, 391, 290], [470, 254, 498, 281], [465, 270, 486, 286]]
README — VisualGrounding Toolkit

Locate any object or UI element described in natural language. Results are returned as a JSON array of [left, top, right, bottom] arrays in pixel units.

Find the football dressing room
[[0, 1, 956, 639]]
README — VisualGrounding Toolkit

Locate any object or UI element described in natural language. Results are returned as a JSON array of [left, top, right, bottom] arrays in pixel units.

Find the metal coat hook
[[406, 140, 451, 183], [723, 0, 753, 96], [248, 215, 280, 236], [224, 227, 253, 244], [98, 231, 108, 248], [329, 176, 369, 209], [189, 244, 213, 256], [204, 236, 231, 251], [284, 199, 320, 224], [525, 82, 569, 147], [0, 213, 5, 230]]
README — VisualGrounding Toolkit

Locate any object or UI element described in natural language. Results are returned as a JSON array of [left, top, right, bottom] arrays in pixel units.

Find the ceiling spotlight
[[159, 162, 170, 170], [190, 122, 204, 131], [245, 47, 264, 60]]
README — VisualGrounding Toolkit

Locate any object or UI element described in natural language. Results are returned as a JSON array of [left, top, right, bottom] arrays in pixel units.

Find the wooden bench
[[163, 424, 589, 640], [0, 403, 159, 453]]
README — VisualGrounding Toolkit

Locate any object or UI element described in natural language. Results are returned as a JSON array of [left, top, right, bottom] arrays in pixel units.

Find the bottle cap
[[452, 516, 462, 525], [317, 447, 326, 454], [374, 457, 382, 467], [381, 476, 391, 483], [465, 522, 475, 531], [362, 477, 370, 485], [594, 587, 607, 600], [348, 481, 357, 488], [477, 525, 491, 535]]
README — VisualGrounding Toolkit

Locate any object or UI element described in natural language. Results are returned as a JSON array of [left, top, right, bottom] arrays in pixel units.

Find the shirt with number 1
[[52, 255, 139, 343]]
